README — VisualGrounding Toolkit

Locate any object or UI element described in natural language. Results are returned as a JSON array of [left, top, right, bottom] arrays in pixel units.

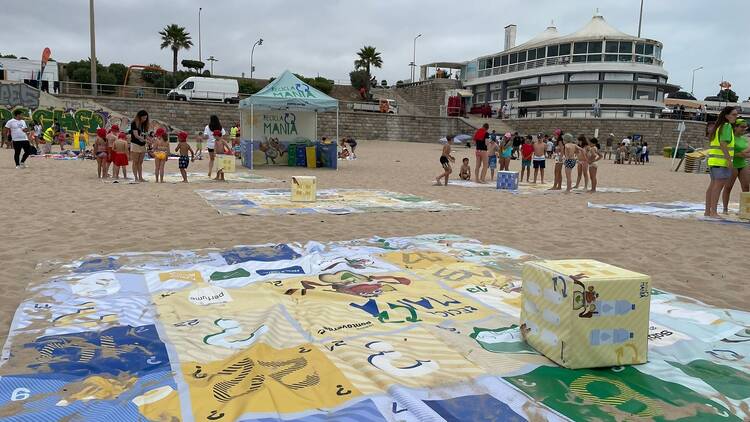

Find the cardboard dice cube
[[216, 154, 236, 173], [740, 192, 750, 220], [496, 171, 519, 190], [291, 176, 317, 202], [520, 259, 650, 369]]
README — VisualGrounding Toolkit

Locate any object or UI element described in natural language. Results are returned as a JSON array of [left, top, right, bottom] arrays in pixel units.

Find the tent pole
[[250, 104, 254, 170]]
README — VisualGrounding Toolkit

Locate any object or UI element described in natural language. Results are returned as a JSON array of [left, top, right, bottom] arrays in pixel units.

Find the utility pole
[[89, 0, 97, 96], [250, 38, 263, 79], [691, 66, 703, 95], [198, 7, 202, 63], [637, 0, 644, 37], [411, 34, 422, 83]]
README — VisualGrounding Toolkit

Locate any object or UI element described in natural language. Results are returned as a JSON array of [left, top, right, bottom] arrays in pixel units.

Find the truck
[[167, 76, 239, 103], [350, 99, 399, 114]]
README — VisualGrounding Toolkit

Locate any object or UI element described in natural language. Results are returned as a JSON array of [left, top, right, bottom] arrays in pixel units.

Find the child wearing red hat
[[112, 132, 129, 180], [174, 131, 195, 182], [152, 127, 169, 183], [104, 125, 120, 178], [94, 128, 108, 178]]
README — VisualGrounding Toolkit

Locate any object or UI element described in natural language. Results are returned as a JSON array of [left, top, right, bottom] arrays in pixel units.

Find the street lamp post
[[207, 56, 218, 74], [411, 34, 422, 83], [691, 66, 703, 95], [89, 0, 97, 96], [250, 38, 263, 79], [198, 7, 202, 63]]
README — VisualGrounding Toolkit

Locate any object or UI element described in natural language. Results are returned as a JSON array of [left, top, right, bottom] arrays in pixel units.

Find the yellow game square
[[182, 343, 359, 419]]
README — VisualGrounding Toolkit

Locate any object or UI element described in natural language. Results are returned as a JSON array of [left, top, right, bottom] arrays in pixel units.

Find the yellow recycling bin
[[306, 146, 317, 168], [520, 259, 650, 369], [291, 176, 317, 202], [216, 154, 236, 173]]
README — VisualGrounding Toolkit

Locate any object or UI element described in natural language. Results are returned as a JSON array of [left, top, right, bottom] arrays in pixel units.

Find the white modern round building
[[462, 13, 679, 119]]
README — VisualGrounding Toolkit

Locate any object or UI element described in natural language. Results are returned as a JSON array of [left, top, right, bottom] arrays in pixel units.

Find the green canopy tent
[[238, 70, 339, 169]]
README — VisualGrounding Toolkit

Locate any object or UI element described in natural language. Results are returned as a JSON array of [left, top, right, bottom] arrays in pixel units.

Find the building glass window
[[588, 42, 602, 53], [519, 88, 539, 102], [570, 72, 599, 81], [547, 44, 559, 57], [635, 43, 645, 55], [636, 85, 656, 100], [559, 43, 571, 55], [537, 47, 546, 59], [528, 49, 537, 60], [491, 91, 501, 101], [539, 85, 565, 100], [619, 42, 633, 53], [605, 54, 618, 62], [476, 93, 486, 103], [510, 53, 518, 64], [606, 41, 619, 53], [520, 76, 538, 85], [501, 55, 509, 66], [540, 74, 565, 84], [604, 72, 634, 81], [619, 54, 632, 62], [518, 51, 527, 62], [568, 84, 599, 99], [603, 84, 633, 99], [574, 42, 588, 54], [572, 56, 587, 63], [587, 54, 602, 62], [644, 44, 654, 55], [493, 56, 502, 67]]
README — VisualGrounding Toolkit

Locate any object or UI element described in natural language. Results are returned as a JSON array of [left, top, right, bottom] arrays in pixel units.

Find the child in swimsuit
[[459, 157, 471, 181], [94, 128, 108, 179], [587, 138, 603, 192], [213, 130, 231, 181], [562, 133, 580, 193], [435, 137, 455, 186], [500, 135, 513, 171], [112, 132, 129, 180], [174, 131, 195, 183], [487, 137, 499, 181], [153, 128, 170, 183], [574, 135, 589, 190]]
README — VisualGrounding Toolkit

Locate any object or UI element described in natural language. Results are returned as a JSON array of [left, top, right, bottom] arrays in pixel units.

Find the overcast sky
[[5, 0, 748, 100]]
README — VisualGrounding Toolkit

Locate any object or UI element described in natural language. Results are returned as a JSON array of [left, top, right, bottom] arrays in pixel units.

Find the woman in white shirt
[[4, 110, 31, 168], [204, 115, 226, 177]]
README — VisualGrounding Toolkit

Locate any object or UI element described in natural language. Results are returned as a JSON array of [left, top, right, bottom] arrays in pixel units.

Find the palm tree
[[159, 24, 193, 74], [354, 46, 383, 90]]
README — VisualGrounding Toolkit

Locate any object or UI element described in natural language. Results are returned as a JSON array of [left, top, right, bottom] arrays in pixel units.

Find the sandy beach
[[0, 141, 747, 345]]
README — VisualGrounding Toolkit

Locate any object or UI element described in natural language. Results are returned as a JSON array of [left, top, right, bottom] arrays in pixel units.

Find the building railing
[[53, 80, 250, 102], [475, 56, 664, 79]]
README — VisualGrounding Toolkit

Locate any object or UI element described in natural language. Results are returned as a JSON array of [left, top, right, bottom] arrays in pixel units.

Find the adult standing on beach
[[3, 110, 31, 168], [130, 110, 150, 182], [204, 115, 226, 178], [721, 118, 749, 214], [473, 123, 490, 183], [604, 133, 615, 160], [705, 106, 737, 217]]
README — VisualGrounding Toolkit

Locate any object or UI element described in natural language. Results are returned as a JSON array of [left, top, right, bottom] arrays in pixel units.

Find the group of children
[[437, 131, 604, 192], [92, 126, 212, 183], [614, 141, 650, 165]]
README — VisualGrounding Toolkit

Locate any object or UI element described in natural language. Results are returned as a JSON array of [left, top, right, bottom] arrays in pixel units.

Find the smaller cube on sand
[[520, 259, 650, 369], [497, 171, 519, 190], [740, 192, 750, 220], [291, 176, 317, 202], [216, 155, 236, 173]]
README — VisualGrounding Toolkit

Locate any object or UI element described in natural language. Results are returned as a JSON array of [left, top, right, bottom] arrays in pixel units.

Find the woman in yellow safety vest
[[721, 118, 750, 214], [704, 106, 737, 217]]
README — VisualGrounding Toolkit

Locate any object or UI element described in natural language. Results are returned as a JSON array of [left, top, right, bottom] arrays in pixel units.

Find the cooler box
[[306, 146, 317, 168], [740, 192, 750, 220], [496, 171, 519, 190], [291, 176, 317, 202], [520, 259, 650, 369], [216, 154, 236, 173]]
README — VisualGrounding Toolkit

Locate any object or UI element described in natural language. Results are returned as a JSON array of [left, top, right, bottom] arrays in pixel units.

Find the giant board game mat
[[0, 235, 748, 421]]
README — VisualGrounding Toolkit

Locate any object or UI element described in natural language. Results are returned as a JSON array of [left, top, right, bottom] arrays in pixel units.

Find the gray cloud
[[5, 0, 746, 99]]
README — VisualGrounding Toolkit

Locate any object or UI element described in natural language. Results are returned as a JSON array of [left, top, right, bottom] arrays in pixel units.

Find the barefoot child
[[213, 129, 231, 181], [459, 157, 471, 180], [94, 128, 108, 179], [152, 128, 170, 183], [550, 137, 564, 190], [532, 137, 546, 184], [435, 137, 455, 186], [588, 138, 603, 192], [175, 131, 195, 183], [105, 125, 120, 177], [487, 137, 499, 181], [520, 135, 534, 183], [574, 135, 589, 190], [563, 133, 579, 193], [195, 131, 203, 160], [112, 132, 129, 180]]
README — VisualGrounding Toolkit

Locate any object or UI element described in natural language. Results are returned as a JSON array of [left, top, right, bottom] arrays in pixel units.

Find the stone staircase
[[371, 87, 425, 116], [460, 116, 516, 135]]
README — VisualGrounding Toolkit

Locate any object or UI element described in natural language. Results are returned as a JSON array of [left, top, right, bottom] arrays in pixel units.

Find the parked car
[[167, 77, 239, 103]]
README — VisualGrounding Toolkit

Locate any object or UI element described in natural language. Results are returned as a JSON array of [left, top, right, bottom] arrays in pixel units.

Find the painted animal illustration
[[571, 273, 598, 318], [284, 271, 410, 297]]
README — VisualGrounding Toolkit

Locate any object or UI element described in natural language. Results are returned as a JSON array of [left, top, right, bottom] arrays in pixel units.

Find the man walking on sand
[[4, 110, 32, 168], [532, 137, 547, 184]]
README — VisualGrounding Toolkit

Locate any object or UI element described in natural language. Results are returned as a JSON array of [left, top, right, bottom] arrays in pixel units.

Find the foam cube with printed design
[[496, 171, 519, 190], [291, 176, 317, 202], [740, 192, 750, 220], [216, 154, 236, 173], [520, 259, 650, 369]]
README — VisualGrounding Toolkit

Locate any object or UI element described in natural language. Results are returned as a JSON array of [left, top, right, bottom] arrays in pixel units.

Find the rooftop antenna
[[637, 0, 644, 37]]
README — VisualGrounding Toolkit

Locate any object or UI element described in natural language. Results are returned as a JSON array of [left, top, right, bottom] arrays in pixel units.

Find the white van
[[167, 77, 239, 103]]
